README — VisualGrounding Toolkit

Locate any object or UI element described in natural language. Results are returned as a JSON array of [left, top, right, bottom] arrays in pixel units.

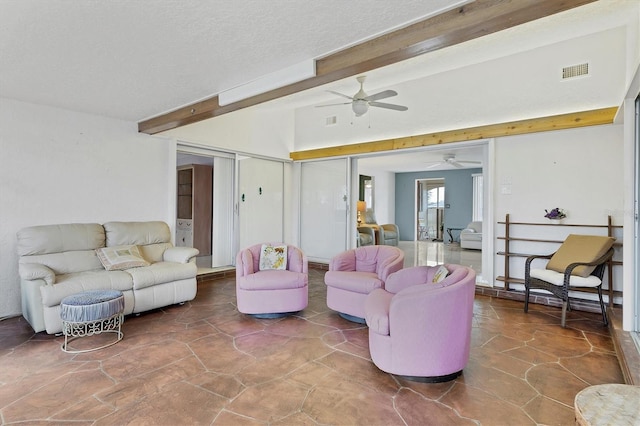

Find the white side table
[[574, 384, 640, 426]]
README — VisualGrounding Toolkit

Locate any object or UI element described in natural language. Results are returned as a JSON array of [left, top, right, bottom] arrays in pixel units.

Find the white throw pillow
[[259, 244, 288, 270], [96, 245, 150, 271], [432, 265, 449, 283]]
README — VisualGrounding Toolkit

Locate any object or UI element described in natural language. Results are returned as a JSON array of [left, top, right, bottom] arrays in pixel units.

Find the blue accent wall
[[395, 168, 481, 241]]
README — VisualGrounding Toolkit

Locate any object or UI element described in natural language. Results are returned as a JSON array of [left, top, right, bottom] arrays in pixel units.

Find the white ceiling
[[2, 0, 637, 173], [0, 0, 466, 121]]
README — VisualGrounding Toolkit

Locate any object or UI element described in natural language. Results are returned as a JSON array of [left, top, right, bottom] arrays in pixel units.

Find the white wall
[[493, 124, 624, 294], [358, 167, 395, 224], [494, 125, 624, 225], [0, 98, 173, 318], [161, 105, 295, 161]]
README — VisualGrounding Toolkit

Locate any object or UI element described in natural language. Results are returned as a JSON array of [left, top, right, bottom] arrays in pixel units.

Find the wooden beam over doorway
[[289, 107, 619, 161], [138, 0, 597, 135]]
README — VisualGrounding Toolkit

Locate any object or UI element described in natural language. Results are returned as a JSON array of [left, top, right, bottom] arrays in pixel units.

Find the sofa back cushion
[[467, 222, 482, 233], [104, 222, 172, 263], [17, 223, 105, 256], [17, 223, 105, 275], [103, 221, 171, 246]]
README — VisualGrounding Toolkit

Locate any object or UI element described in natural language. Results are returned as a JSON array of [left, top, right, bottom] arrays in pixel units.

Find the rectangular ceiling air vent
[[562, 63, 589, 79], [325, 116, 337, 126]]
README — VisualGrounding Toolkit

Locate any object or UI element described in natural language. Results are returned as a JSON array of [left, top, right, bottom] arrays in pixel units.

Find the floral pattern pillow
[[259, 244, 288, 270]]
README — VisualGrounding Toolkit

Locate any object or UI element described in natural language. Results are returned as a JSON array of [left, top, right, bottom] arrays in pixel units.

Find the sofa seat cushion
[[40, 270, 132, 307], [324, 270, 382, 294], [530, 268, 602, 288], [126, 261, 197, 290], [461, 233, 481, 242], [238, 270, 307, 291]]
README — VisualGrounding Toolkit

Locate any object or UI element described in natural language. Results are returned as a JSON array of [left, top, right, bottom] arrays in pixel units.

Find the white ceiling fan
[[318, 75, 408, 116], [425, 153, 482, 169]]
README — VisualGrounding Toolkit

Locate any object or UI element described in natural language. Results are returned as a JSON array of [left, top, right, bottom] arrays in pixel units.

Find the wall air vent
[[562, 63, 589, 79], [325, 116, 337, 126]]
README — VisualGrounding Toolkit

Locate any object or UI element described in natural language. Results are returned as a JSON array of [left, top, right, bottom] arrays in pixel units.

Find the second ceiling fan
[[320, 76, 408, 116], [425, 154, 482, 169]]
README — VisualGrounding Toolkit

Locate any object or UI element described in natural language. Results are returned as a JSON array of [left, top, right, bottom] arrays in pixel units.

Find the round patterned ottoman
[[60, 290, 125, 353]]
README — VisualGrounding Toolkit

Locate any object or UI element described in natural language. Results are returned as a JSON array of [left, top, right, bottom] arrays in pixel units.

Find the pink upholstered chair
[[324, 245, 404, 323], [365, 264, 476, 382], [236, 243, 308, 318]]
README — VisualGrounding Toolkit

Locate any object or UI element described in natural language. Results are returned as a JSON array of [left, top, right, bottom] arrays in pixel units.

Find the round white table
[[574, 384, 640, 426]]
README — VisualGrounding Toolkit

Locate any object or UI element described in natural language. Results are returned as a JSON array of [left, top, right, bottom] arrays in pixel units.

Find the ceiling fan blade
[[364, 90, 397, 102], [315, 102, 351, 108], [449, 161, 465, 168], [424, 162, 443, 169], [326, 90, 353, 100], [456, 160, 482, 164], [369, 101, 408, 112]]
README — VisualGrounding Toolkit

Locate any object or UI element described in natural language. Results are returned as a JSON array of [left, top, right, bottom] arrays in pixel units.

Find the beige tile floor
[[0, 264, 623, 425], [399, 240, 482, 272]]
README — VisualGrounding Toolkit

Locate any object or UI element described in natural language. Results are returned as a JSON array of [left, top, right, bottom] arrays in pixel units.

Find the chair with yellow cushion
[[524, 234, 615, 327]]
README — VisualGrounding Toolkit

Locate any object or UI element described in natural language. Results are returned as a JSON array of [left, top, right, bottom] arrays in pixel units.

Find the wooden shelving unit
[[496, 214, 623, 306], [176, 164, 213, 256]]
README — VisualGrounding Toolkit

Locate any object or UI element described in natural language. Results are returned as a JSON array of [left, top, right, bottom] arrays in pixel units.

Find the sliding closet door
[[238, 157, 284, 249], [300, 159, 349, 262]]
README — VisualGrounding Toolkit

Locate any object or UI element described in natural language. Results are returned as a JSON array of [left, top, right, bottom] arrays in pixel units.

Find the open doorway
[[416, 178, 445, 241], [356, 140, 494, 286], [176, 154, 213, 268], [176, 149, 236, 271]]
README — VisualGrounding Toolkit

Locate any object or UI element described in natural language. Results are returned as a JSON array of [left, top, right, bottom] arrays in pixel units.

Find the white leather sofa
[[460, 221, 482, 250], [17, 221, 199, 334]]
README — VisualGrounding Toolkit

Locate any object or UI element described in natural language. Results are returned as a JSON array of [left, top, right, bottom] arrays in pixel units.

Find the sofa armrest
[[163, 246, 199, 263], [19, 263, 55, 285]]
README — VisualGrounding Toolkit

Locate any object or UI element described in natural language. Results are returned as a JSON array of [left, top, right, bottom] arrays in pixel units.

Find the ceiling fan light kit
[[352, 100, 368, 116], [319, 75, 408, 117]]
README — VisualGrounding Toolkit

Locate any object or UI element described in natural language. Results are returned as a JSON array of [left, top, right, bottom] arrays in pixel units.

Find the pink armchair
[[324, 245, 404, 323], [364, 264, 476, 382], [236, 243, 308, 318]]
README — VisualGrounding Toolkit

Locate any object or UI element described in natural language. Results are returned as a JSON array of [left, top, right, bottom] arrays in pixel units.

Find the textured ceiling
[[0, 0, 464, 121], [2, 0, 636, 173]]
